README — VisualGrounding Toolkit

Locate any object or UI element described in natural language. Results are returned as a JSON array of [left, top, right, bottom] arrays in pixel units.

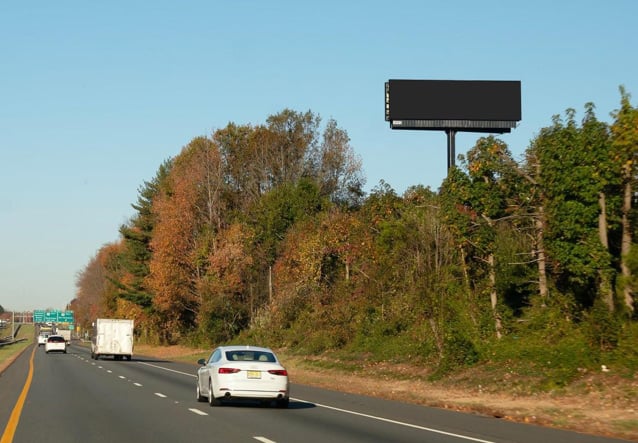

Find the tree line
[[72, 92, 638, 377]]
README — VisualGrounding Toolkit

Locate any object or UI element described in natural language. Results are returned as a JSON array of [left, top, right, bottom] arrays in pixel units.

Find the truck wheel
[[276, 398, 289, 409]]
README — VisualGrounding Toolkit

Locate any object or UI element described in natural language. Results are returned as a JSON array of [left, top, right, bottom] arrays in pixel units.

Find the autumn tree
[[249, 177, 327, 264], [74, 243, 124, 329], [610, 86, 638, 314], [535, 108, 617, 312], [214, 122, 266, 211], [441, 136, 526, 338], [311, 118, 365, 207], [147, 137, 224, 342], [196, 222, 255, 344], [265, 109, 320, 186]]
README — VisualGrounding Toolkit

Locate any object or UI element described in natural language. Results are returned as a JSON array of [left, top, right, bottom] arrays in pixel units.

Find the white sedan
[[196, 345, 289, 408], [45, 335, 67, 353]]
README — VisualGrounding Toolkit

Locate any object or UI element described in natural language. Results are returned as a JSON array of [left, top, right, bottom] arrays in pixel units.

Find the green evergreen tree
[[117, 159, 172, 308]]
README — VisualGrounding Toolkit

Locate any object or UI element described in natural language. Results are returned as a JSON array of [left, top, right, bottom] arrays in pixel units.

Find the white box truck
[[56, 329, 72, 344], [91, 319, 134, 361]]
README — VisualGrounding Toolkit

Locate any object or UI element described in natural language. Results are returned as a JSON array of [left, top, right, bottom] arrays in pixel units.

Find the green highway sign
[[58, 311, 74, 323], [34, 310, 74, 324]]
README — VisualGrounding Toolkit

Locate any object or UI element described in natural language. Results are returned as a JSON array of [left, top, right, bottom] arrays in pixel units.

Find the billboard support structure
[[446, 129, 456, 171], [385, 79, 521, 171]]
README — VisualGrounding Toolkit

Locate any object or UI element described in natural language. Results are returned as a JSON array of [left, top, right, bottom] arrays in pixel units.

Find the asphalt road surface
[[0, 343, 627, 443]]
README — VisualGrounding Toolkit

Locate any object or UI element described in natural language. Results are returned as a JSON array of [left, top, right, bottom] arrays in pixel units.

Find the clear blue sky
[[1, 1, 637, 312]]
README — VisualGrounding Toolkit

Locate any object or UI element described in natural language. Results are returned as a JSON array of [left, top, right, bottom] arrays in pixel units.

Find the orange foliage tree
[[146, 137, 224, 343]]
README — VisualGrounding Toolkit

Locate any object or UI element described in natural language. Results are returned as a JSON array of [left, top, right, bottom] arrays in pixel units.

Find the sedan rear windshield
[[47, 336, 65, 343], [225, 351, 275, 362]]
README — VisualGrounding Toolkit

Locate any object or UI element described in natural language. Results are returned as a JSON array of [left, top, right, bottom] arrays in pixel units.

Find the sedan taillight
[[267, 369, 288, 376], [218, 367, 241, 374]]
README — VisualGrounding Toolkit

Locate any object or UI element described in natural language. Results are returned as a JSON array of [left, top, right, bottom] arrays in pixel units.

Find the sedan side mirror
[[197, 358, 206, 365]]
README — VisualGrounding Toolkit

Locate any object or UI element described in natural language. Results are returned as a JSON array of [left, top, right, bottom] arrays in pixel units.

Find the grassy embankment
[[0, 324, 34, 373]]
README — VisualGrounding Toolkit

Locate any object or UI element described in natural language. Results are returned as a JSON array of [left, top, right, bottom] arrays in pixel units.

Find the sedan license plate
[[247, 370, 261, 379]]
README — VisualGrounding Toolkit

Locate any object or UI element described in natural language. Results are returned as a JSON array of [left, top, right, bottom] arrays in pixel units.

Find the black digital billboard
[[385, 80, 521, 132]]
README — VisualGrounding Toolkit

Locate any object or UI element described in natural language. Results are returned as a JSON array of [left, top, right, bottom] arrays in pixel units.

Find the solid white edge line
[[291, 398, 495, 443]]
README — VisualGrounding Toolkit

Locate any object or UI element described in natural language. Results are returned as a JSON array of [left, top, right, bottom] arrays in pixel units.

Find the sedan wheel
[[196, 382, 206, 402], [208, 380, 221, 406]]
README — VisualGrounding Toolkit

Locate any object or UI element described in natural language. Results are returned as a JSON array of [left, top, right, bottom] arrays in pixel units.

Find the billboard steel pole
[[446, 129, 456, 170]]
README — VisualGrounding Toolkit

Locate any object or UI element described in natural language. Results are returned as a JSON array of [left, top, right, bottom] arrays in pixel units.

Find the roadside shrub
[[433, 334, 479, 378], [582, 299, 622, 352], [608, 321, 638, 373], [486, 327, 594, 390]]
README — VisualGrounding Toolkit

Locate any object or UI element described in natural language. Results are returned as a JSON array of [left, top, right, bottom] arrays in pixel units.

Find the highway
[[0, 343, 626, 443]]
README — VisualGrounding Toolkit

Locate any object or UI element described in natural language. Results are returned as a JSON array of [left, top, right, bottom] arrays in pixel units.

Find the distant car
[[45, 335, 67, 354], [196, 345, 289, 408], [37, 333, 49, 346]]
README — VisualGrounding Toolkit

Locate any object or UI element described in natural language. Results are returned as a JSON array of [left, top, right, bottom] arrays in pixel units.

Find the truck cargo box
[[91, 318, 134, 361]]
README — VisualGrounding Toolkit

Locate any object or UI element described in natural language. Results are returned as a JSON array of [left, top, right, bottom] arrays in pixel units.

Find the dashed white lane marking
[[254, 437, 277, 443], [118, 375, 126, 379], [154, 393, 167, 398], [107, 370, 112, 373], [188, 408, 208, 416], [291, 398, 496, 443], [133, 382, 142, 387]]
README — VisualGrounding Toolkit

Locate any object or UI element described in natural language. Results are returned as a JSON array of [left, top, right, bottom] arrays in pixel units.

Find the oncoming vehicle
[[45, 335, 67, 354], [196, 345, 289, 408]]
